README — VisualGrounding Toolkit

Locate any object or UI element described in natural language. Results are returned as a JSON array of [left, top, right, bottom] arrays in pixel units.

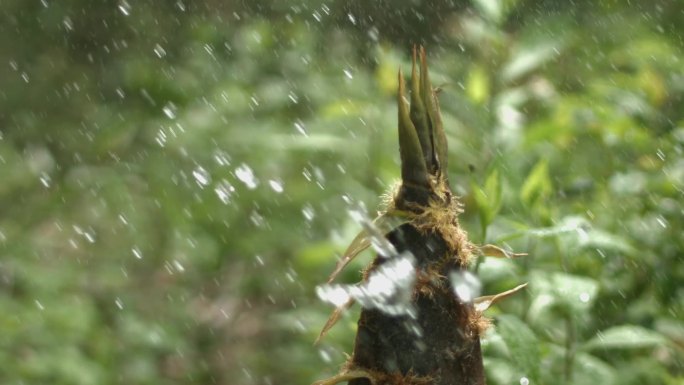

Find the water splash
[[235, 163, 258, 189], [316, 253, 417, 317], [450, 270, 482, 303], [192, 166, 211, 188], [348, 206, 398, 259], [214, 179, 235, 204]]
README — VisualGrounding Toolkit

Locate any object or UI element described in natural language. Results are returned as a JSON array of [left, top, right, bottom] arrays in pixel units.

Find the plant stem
[[564, 315, 576, 383]]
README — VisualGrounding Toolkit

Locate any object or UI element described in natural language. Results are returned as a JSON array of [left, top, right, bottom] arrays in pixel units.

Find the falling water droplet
[[154, 43, 167, 58], [318, 349, 332, 363], [302, 204, 315, 221], [132, 247, 143, 259], [214, 179, 235, 204], [268, 179, 284, 193], [173, 260, 185, 272], [343, 69, 353, 80], [213, 150, 231, 166], [288, 91, 299, 104], [39, 173, 51, 188], [579, 292, 591, 303], [235, 164, 258, 189], [162, 102, 176, 119], [294, 120, 308, 136], [450, 270, 482, 303], [656, 215, 668, 228], [520, 377, 530, 385], [192, 166, 211, 188], [118, 0, 131, 15]]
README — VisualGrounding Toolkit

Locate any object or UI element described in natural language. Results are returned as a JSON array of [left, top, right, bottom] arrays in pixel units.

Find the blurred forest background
[[1, 0, 683, 384]]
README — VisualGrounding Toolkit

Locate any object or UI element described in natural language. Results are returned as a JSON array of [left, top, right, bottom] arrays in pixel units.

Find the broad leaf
[[584, 325, 668, 350], [496, 314, 541, 383]]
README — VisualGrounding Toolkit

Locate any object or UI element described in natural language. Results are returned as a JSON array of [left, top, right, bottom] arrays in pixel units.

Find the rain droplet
[[214, 179, 235, 204], [579, 292, 591, 303], [21, 72, 29, 83], [118, 0, 131, 15], [39, 173, 51, 188], [343, 69, 353, 80], [154, 43, 167, 58], [520, 377, 530, 385], [173, 260, 185, 272], [288, 91, 299, 104], [235, 163, 258, 189], [35, 300, 45, 310], [132, 247, 143, 259], [192, 166, 211, 187], [318, 349, 332, 363], [302, 204, 315, 221], [155, 128, 167, 147], [162, 102, 177, 119], [347, 13, 356, 24], [62, 17, 73, 31], [213, 150, 231, 167], [249, 210, 266, 228], [656, 148, 665, 161], [115, 298, 124, 310], [84, 231, 95, 243], [268, 179, 284, 193], [294, 120, 308, 136]]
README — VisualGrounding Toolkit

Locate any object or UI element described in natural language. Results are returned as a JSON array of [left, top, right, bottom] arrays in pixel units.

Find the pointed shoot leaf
[[398, 69, 430, 188], [315, 298, 355, 344], [410, 46, 432, 168], [478, 244, 527, 259], [475, 283, 528, 312], [327, 212, 410, 283], [312, 369, 375, 385]]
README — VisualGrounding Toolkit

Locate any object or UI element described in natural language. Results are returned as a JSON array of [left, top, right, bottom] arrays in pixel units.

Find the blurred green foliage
[[0, 0, 683, 384]]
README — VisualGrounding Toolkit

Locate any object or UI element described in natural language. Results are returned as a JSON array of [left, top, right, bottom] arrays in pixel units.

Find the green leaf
[[503, 42, 560, 82], [528, 271, 599, 317], [467, 65, 490, 104], [496, 314, 540, 383], [520, 159, 552, 206], [584, 325, 668, 350], [472, 169, 503, 235], [572, 353, 617, 385], [485, 169, 503, 216]]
